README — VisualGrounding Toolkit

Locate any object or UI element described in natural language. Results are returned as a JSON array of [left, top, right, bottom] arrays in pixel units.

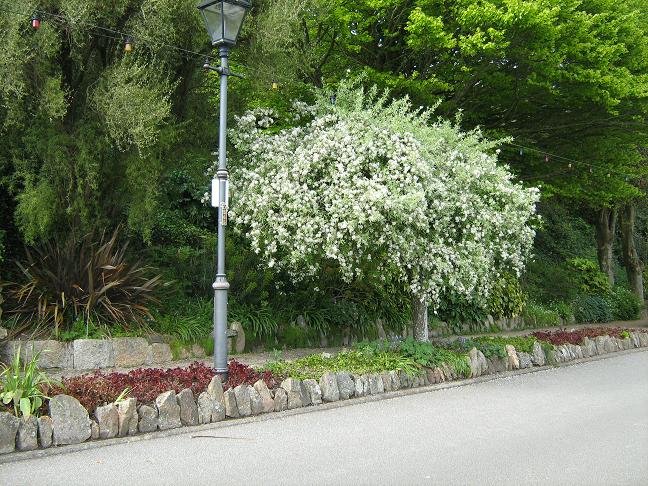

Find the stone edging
[[1, 331, 647, 460]]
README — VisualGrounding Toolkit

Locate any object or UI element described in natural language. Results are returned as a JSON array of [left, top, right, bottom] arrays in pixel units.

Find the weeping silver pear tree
[[227, 81, 539, 341]]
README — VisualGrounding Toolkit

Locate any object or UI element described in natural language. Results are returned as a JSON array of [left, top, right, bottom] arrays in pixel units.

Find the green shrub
[[573, 295, 613, 323], [279, 325, 313, 348], [152, 298, 212, 344], [436, 291, 488, 333], [567, 258, 611, 295], [549, 301, 574, 322], [522, 302, 561, 327], [606, 287, 643, 321], [487, 274, 527, 319]]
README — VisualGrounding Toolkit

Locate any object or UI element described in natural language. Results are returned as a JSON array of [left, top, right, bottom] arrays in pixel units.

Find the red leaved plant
[[532, 327, 642, 346], [48, 361, 276, 413]]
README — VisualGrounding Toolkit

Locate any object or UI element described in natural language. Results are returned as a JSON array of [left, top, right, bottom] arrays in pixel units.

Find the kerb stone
[[177, 389, 199, 426], [49, 394, 91, 445], [156, 391, 181, 430], [319, 372, 340, 402], [95, 404, 119, 439]]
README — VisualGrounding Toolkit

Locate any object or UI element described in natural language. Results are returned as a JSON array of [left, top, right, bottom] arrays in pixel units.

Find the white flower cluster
[[226, 84, 540, 309]]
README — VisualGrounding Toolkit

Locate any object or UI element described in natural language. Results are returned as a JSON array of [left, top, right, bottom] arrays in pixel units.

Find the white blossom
[[220, 82, 540, 309]]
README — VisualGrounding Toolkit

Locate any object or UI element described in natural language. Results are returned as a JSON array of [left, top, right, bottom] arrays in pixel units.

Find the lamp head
[[197, 0, 251, 47]]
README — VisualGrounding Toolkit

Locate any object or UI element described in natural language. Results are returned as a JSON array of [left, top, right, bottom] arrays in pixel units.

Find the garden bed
[[0, 328, 647, 455]]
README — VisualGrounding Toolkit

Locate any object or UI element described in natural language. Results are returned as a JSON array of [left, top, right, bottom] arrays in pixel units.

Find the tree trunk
[[620, 204, 645, 302], [412, 296, 429, 342], [595, 208, 617, 286]]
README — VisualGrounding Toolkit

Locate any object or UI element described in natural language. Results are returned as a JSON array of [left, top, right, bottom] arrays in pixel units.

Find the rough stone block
[[505, 345, 520, 370], [249, 386, 264, 415], [273, 388, 288, 412], [531, 341, 546, 366], [113, 338, 149, 368], [353, 375, 367, 397], [177, 389, 199, 426], [91, 420, 100, 440], [224, 389, 239, 418], [367, 374, 384, 395], [95, 404, 119, 439], [156, 391, 181, 430], [147, 343, 173, 365], [138, 405, 158, 433], [117, 398, 138, 436], [49, 395, 92, 445], [16, 416, 38, 451], [595, 336, 608, 355], [253, 380, 275, 413], [73, 339, 114, 370], [336, 372, 355, 399], [0, 412, 19, 454], [280, 378, 303, 410], [233, 384, 252, 417], [302, 379, 322, 405], [319, 372, 340, 402], [1, 340, 72, 369], [517, 352, 532, 369], [37, 416, 53, 448]]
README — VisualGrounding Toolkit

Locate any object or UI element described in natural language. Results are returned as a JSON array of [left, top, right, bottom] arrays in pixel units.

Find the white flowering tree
[[227, 82, 540, 341]]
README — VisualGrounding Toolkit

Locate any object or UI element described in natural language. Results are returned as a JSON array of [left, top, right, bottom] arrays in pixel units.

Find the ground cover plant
[[531, 327, 645, 346], [265, 347, 419, 381], [48, 361, 275, 414]]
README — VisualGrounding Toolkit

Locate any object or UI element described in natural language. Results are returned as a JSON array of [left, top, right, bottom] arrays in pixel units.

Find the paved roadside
[[3, 350, 647, 485]]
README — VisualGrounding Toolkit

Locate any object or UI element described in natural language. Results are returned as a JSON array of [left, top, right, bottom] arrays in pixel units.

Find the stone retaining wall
[[0, 338, 189, 370], [1, 331, 647, 455]]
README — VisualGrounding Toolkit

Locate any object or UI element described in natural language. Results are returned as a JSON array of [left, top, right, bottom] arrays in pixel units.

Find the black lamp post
[[197, 0, 251, 380]]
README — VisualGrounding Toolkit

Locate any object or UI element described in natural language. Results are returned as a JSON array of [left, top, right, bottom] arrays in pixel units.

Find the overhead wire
[[507, 142, 641, 182]]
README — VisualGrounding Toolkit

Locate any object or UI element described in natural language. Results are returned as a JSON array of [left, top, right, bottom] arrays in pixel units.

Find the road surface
[[2, 351, 647, 485]]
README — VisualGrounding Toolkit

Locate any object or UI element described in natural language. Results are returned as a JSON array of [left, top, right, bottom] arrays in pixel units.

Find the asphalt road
[[2, 351, 647, 486]]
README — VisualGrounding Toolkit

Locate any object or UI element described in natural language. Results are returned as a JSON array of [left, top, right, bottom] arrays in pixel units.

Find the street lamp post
[[197, 0, 251, 381]]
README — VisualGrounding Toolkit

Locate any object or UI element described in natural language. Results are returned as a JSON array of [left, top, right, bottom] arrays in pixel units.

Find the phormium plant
[[3, 227, 163, 336]]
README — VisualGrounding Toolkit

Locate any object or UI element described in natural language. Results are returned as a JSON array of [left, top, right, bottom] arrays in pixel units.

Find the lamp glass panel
[[223, 3, 247, 44], [202, 2, 224, 45]]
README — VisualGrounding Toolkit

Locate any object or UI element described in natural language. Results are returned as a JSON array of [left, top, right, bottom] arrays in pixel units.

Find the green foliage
[[152, 298, 212, 344], [2, 228, 162, 336], [0, 347, 53, 418], [568, 258, 611, 295], [396, 338, 471, 377], [573, 295, 613, 323], [549, 301, 575, 322], [487, 274, 527, 319], [264, 348, 419, 381], [435, 291, 488, 332], [606, 287, 643, 321], [59, 317, 103, 342], [522, 302, 561, 328], [443, 335, 547, 359]]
